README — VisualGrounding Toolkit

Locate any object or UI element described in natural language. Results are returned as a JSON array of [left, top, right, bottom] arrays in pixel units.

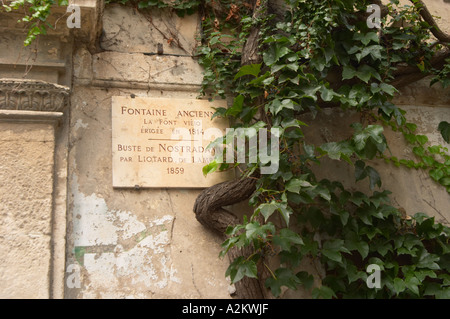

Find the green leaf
[[263, 44, 290, 66], [234, 64, 262, 80], [416, 135, 428, 146], [345, 232, 369, 259], [342, 65, 356, 80], [226, 257, 258, 284], [245, 222, 275, 240], [415, 248, 440, 270], [319, 141, 354, 162], [380, 83, 398, 96], [366, 166, 382, 190], [436, 288, 450, 299], [312, 286, 336, 299], [265, 268, 301, 297], [257, 202, 292, 226], [321, 239, 349, 263], [438, 121, 450, 143], [278, 205, 293, 226], [355, 161, 381, 189], [352, 124, 384, 152], [279, 247, 303, 268], [273, 228, 304, 251], [430, 169, 445, 182], [355, 160, 367, 181], [226, 94, 244, 116], [393, 278, 406, 295], [440, 176, 450, 186], [354, 31, 380, 45], [285, 178, 312, 193], [257, 202, 278, 221], [320, 87, 337, 102], [296, 271, 314, 290], [404, 276, 420, 296], [314, 185, 332, 202], [202, 160, 219, 176]]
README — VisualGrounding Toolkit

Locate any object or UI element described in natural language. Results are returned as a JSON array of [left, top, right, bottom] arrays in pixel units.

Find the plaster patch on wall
[[72, 175, 118, 247], [74, 119, 89, 131], [70, 174, 180, 297]]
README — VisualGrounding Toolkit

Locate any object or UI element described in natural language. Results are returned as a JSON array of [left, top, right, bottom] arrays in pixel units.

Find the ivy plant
[[198, 0, 450, 299]]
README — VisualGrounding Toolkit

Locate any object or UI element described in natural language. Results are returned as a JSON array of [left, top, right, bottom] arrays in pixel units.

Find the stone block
[[101, 4, 200, 56]]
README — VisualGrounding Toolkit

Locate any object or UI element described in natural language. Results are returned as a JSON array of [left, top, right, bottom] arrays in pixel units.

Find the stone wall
[[65, 4, 233, 298]]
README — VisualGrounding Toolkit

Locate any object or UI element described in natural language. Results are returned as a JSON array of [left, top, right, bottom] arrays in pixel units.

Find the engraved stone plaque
[[112, 96, 233, 188]]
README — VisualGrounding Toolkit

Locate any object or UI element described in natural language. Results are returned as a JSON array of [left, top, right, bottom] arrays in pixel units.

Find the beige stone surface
[[0, 122, 55, 298], [101, 4, 200, 56], [92, 51, 204, 87]]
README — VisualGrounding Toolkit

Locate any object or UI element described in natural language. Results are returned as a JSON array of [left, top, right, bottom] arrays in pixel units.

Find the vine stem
[[264, 262, 277, 280]]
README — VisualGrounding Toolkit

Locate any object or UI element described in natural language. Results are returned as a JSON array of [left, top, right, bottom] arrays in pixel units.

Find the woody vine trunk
[[193, 0, 270, 299]]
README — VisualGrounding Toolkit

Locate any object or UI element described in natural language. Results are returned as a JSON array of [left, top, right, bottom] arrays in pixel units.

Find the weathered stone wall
[[0, 122, 56, 298], [65, 4, 233, 299]]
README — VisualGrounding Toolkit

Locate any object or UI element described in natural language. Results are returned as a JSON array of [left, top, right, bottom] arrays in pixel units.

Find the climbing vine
[[4, 0, 450, 299], [197, 0, 450, 299]]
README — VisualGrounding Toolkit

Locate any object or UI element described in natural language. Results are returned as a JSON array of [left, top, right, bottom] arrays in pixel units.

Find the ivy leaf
[[438, 121, 450, 143], [345, 232, 369, 259], [321, 239, 349, 263], [352, 123, 384, 152], [234, 64, 261, 80], [319, 141, 354, 163], [342, 65, 356, 80], [257, 201, 292, 226], [416, 135, 428, 146], [202, 160, 219, 176], [415, 248, 440, 270], [279, 247, 303, 268], [380, 83, 398, 96], [354, 31, 380, 45], [285, 177, 312, 193], [313, 185, 332, 202], [296, 271, 314, 290], [226, 257, 258, 284], [366, 166, 381, 190], [393, 278, 406, 295], [355, 160, 367, 181], [278, 204, 293, 226], [257, 202, 278, 221], [430, 169, 445, 182], [265, 268, 301, 298], [263, 43, 290, 66], [245, 222, 275, 240], [320, 86, 337, 102], [312, 286, 336, 299], [226, 94, 244, 116], [404, 276, 421, 296], [355, 160, 381, 190], [273, 228, 304, 251]]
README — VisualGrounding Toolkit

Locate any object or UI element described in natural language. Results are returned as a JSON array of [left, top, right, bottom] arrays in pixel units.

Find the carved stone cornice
[[0, 79, 70, 113]]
